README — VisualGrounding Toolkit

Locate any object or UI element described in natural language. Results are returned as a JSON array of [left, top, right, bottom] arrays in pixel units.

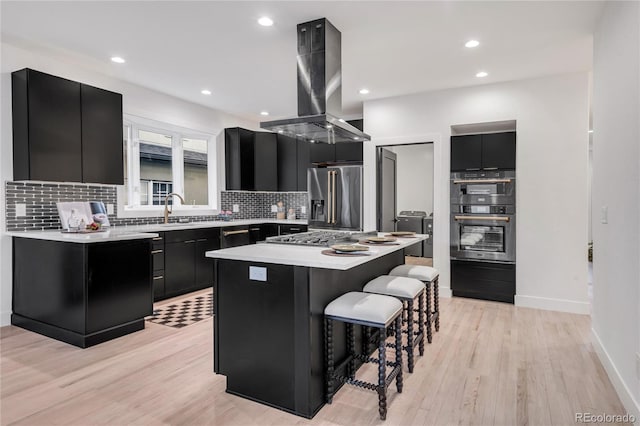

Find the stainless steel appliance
[[260, 18, 370, 144], [423, 215, 433, 257], [308, 165, 363, 230], [397, 211, 427, 257], [265, 230, 376, 247], [450, 170, 516, 263], [450, 170, 515, 206]]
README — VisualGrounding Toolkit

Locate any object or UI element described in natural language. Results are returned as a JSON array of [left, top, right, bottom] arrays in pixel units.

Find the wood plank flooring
[[1, 293, 626, 426]]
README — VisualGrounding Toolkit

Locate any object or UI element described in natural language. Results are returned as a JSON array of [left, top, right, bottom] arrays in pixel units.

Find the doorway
[[377, 143, 435, 265]]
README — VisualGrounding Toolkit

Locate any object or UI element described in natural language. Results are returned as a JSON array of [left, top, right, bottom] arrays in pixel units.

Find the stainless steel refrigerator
[[308, 165, 363, 230]]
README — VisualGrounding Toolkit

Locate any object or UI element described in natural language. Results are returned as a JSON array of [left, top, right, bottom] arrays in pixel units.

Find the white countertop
[[4, 219, 308, 243], [206, 234, 428, 270]]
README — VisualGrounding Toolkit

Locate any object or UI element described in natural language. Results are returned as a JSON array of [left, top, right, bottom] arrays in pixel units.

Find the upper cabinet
[[450, 131, 516, 171], [12, 69, 124, 184], [225, 128, 277, 191]]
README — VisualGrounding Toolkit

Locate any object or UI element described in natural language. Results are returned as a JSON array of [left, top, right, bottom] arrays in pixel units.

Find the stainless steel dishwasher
[[397, 211, 427, 257]]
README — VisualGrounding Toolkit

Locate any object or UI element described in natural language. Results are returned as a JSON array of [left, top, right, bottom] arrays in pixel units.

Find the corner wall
[[591, 1, 640, 420], [363, 72, 590, 314], [0, 41, 258, 326]]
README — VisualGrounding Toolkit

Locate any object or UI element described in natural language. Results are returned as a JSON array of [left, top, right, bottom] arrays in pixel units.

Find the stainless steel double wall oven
[[450, 170, 516, 263]]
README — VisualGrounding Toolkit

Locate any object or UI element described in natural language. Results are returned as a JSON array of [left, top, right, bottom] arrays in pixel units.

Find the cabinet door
[[165, 240, 196, 297], [309, 142, 335, 164], [481, 132, 516, 170], [81, 84, 123, 184], [86, 240, 152, 333], [26, 69, 83, 182], [450, 135, 482, 171], [195, 236, 220, 290], [225, 128, 255, 190], [254, 132, 278, 191], [277, 134, 298, 191], [296, 138, 311, 191], [335, 142, 363, 162]]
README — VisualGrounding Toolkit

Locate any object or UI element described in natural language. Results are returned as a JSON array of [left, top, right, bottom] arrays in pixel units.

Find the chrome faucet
[[164, 193, 186, 224]]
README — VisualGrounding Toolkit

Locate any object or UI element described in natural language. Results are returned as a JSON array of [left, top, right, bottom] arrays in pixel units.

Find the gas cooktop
[[265, 230, 376, 247]]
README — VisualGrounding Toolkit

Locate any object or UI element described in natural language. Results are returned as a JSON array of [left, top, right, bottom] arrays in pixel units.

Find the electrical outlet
[[15, 203, 26, 217], [300, 205, 306, 214], [106, 204, 114, 215], [271, 205, 278, 213], [232, 204, 239, 213], [636, 352, 640, 380]]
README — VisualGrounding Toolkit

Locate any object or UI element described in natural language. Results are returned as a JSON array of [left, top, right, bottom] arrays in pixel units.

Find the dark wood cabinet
[[81, 84, 124, 184], [12, 68, 123, 184], [335, 142, 363, 162], [151, 234, 165, 301], [296, 137, 311, 191], [481, 131, 516, 170], [278, 224, 308, 235], [277, 134, 298, 192], [450, 134, 482, 171], [12, 69, 82, 182], [12, 237, 152, 348], [451, 132, 516, 171], [450, 260, 515, 303], [164, 229, 220, 299], [225, 128, 277, 191], [309, 142, 336, 164]]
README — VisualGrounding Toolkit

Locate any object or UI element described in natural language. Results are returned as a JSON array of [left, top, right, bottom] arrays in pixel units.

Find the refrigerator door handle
[[326, 171, 332, 224], [332, 171, 337, 224]]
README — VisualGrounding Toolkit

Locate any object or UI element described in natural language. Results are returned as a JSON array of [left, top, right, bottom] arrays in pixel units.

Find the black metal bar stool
[[389, 265, 440, 343], [324, 291, 404, 420], [363, 275, 426, 373]]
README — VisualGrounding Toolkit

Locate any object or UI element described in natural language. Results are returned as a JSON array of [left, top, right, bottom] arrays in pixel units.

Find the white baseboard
[[438, 285, 452, 298], [591, 329, 640, 425], [0, 310, 11, 327], [515, 294, 590, 314]]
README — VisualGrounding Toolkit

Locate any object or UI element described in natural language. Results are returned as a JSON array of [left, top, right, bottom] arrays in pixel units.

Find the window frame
[[117, 114, 218, 218]]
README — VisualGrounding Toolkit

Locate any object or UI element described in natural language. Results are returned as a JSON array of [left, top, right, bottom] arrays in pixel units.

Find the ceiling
[[1, 1, 603, 122]]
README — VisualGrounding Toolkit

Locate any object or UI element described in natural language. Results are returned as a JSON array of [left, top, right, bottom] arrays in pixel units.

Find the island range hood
[[260, 18, 370, 144]]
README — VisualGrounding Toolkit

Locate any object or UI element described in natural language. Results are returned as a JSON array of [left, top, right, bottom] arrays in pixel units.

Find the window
[[121, 116, 216, 214]]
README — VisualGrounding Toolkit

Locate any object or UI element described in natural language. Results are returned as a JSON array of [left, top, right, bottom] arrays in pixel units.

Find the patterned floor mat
[[146, 292, 213, 328]]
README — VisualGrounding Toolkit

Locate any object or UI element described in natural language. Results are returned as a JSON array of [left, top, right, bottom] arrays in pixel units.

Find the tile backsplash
[[4, 181, 308, 232]]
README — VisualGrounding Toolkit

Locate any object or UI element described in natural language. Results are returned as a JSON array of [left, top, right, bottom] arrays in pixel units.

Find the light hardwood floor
[[1, 292, 626, 426]]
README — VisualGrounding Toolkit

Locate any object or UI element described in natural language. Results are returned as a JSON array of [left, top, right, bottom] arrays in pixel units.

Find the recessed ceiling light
[[260, 111, 269, 116], [258, 16, 274, 27], [465, 40, 480, 48], [359, 88, 370, 95], [278, 130, 284, 134], [111, 56, 125, 64], [476, 71, 488, 78], [310, 140, 315, 143], [353, 137, 360, 140], [201, 89, 212, 95]]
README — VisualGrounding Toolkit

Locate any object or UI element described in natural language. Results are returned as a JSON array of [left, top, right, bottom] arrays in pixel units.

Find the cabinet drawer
[[152, 234, 164, 250], [279, 224, 308, 235], [152, 249, 165, 271], [152, 275, 165, 301]]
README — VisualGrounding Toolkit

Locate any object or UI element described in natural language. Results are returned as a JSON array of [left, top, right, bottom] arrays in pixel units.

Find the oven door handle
[[454, 215, 510, 222], [452, 179, 512, 184]]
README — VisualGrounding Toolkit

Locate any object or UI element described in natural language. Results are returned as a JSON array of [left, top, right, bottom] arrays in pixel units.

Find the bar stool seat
[[389, 265, 438, 282], [324, 292, 404, 420], [363, 275, 426, 373], [363, 275, 424, 299], [389, 265, 441, 342], [325, 291, 403, 326]]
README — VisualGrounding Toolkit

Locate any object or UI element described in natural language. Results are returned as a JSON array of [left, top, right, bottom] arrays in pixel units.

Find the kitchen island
[[206, 234, 427, 418]]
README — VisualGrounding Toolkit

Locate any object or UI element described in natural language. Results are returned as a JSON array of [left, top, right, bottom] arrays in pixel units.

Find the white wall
[[387, 144, 434, 215], [591, 1, 640, 420], [0, 41, 258, 326], [363, 72, 590, 313]]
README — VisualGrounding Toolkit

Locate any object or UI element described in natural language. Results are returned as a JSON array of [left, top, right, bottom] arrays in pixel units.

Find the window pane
[[183, 138, 208, 205], [139, 130, 173, 206]]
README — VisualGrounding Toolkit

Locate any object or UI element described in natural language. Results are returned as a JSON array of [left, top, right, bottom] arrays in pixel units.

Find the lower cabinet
[[278, 224, 308, 235], [450, 259, 515, 303], [163, 229, 220, 300], [12, 237, 152, 348]]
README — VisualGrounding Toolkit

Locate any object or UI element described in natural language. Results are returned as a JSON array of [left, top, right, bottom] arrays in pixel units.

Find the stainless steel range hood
[[260, 18, 370, 144]]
